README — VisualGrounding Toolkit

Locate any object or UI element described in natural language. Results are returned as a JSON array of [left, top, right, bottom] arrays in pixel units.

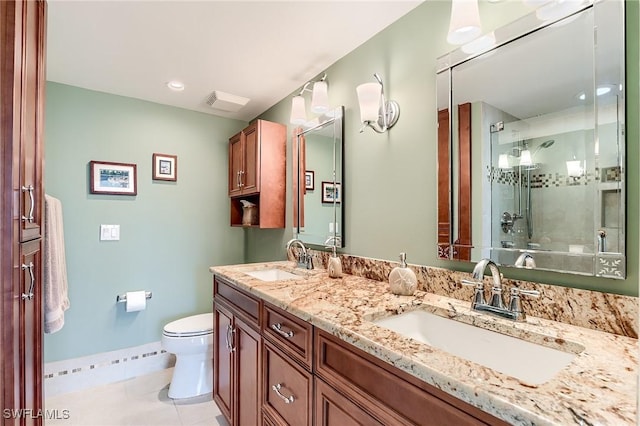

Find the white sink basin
[[373, 309, 581, 385], [243, 268, 301, 282]]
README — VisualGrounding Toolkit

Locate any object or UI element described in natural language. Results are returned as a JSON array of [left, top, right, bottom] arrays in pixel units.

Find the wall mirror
[[437, 0, 626, 278], [293, 106, 344, 248]]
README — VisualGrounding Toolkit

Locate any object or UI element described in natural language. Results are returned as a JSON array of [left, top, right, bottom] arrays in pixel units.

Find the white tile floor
[[45, 368, 228, 426]]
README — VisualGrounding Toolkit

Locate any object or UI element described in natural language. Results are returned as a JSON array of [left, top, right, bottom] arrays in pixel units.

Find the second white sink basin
[[373, 309, 581, 385], [243, 268, 301, 282]]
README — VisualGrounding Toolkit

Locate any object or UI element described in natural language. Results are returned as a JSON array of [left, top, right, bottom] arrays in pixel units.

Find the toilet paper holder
[[116, 291, 152, 303]]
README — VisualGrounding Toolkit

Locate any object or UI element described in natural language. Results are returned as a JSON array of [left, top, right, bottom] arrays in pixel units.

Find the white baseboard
[[44, 341, 175, 397]]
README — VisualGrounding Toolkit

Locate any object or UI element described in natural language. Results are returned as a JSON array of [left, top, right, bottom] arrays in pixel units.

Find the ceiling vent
[[206, 90, 250, 112]]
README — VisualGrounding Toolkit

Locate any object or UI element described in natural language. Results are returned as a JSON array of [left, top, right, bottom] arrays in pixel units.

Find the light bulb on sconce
[[289, 73, 330, 127], [356, 73, 400, 134], [447, 0, 482, 45]]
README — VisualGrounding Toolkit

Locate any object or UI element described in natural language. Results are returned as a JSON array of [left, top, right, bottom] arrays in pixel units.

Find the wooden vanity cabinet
[[315, 329, 509, 426], [228, 119, 286, 228], [212, 277, 509, 426], [213, 277, 262, 426]]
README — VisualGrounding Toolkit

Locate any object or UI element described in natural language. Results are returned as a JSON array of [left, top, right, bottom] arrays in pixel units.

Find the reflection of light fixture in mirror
[[519, 149, 533, 166], [566, 158, 584, 179], [576, 84, 615, 102], [535, 0, 586, 22], [289, 73, 329, 125], [356, 73, 400, 134], [498, 154, 510, 169], [461, 32, 496, 54], [447, 0, 481, 45]]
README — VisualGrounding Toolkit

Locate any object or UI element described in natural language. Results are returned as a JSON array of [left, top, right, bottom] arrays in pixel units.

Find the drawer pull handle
[[21, 185, 34, 223], [271, 323, 294, 338], [225, 324, 236, 352], [21, 262, 35, 301], [272, 383, 295, 404]]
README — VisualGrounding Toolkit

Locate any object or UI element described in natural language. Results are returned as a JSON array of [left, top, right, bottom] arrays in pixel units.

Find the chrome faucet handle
[[460, 279, 486, 307], [508, 287, 540, 320]]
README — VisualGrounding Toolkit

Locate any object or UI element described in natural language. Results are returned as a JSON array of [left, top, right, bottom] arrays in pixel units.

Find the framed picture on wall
[[305, 170, 315, 190], [321, 181, 341, 203], [89, 161, 137, 195], [152, 153, 178, 182]]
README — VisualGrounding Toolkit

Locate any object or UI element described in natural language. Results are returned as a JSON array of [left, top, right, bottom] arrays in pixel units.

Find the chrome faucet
[[461, 258, 539, 321], [286, 238, 313, 270], [514, 252, 536, 269]]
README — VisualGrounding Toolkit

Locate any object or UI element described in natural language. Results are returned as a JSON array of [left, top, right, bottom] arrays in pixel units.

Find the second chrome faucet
[[461, 258, 539, 321]]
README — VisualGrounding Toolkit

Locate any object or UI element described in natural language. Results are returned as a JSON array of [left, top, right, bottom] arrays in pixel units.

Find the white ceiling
[[46, 0, 424, 122]]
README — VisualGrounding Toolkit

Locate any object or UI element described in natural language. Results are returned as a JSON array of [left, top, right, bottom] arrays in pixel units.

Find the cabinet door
[[17, 0, 45, 243], [228, 132, 243, 197], [315, 378, 384, 426], [235, 316, 261, 426], [213, 304, 233, 424], [19, 239, 43, 426], [263, 342, 312, 426], [241, 122, 259, 195]]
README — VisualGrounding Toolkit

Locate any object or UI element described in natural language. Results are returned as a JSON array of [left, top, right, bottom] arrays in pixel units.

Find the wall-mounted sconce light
[[356, 73, 400, 134], [447, 0, 482, 45], [290, 73, 330, 126]]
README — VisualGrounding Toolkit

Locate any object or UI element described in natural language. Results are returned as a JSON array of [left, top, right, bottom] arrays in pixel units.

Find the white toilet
[[161, 313, 214, 399]]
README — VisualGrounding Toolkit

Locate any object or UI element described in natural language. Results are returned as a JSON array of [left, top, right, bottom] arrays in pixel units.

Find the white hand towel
[[43, 194, 70, 334]]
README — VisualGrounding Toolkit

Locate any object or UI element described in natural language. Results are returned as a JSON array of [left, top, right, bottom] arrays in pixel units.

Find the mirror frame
[[436, 0, 626, 278], [293, 106, 345, 249]]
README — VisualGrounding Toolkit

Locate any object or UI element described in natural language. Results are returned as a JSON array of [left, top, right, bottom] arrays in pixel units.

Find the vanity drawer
[[262, 341, 312, 426], [263, 303, 313, 369], [214, 276, 260, 327]]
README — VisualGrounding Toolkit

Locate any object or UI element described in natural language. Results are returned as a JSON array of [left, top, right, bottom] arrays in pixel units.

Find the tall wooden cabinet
[[228, 120, 286, 228], [1, 1, 46, 424], [213, 278, 262, 426]]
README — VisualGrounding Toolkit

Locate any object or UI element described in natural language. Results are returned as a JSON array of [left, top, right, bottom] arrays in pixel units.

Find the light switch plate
[[100, 224, 120, 241]]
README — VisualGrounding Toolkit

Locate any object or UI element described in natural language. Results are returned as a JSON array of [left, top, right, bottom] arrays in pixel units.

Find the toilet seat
[[163, 313, 213, 338]]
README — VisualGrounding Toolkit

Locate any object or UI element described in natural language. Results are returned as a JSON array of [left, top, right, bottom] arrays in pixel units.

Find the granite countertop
[[210, 261, 637, 425]]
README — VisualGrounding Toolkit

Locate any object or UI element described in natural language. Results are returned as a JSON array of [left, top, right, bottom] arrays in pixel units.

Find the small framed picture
[[305, 171, 315, 190], [152, 153, 177, 182], [89, 161, 137, 196], [321, 181, 341, 203]]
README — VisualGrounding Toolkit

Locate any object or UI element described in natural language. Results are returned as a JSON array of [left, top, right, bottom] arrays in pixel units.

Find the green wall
[[44, 83, 246, 362], [252, 1, 639, 296]]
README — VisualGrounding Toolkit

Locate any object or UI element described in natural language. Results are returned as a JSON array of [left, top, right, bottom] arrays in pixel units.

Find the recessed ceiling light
[[167, 80, 185, 91], [596, 85, 612, 96]]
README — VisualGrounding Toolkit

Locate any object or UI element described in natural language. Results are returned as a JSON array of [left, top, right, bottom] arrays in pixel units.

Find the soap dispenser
[[389, 252, 417, 296], [327, 245, 342, 279]]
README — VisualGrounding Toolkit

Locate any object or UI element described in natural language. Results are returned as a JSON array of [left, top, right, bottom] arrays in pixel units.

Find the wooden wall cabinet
[[1, 1, 46, 424], [228, 120, 286, 228]]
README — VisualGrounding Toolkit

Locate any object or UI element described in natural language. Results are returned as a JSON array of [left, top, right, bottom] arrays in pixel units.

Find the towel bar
[[116, 291, 152, 303]]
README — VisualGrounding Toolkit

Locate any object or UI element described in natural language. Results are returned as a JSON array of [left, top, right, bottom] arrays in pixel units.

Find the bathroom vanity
[[211, 261, 637, 425]]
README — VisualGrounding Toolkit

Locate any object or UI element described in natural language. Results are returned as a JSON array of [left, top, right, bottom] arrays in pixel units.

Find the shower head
[[532, 139, 555, 155]]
